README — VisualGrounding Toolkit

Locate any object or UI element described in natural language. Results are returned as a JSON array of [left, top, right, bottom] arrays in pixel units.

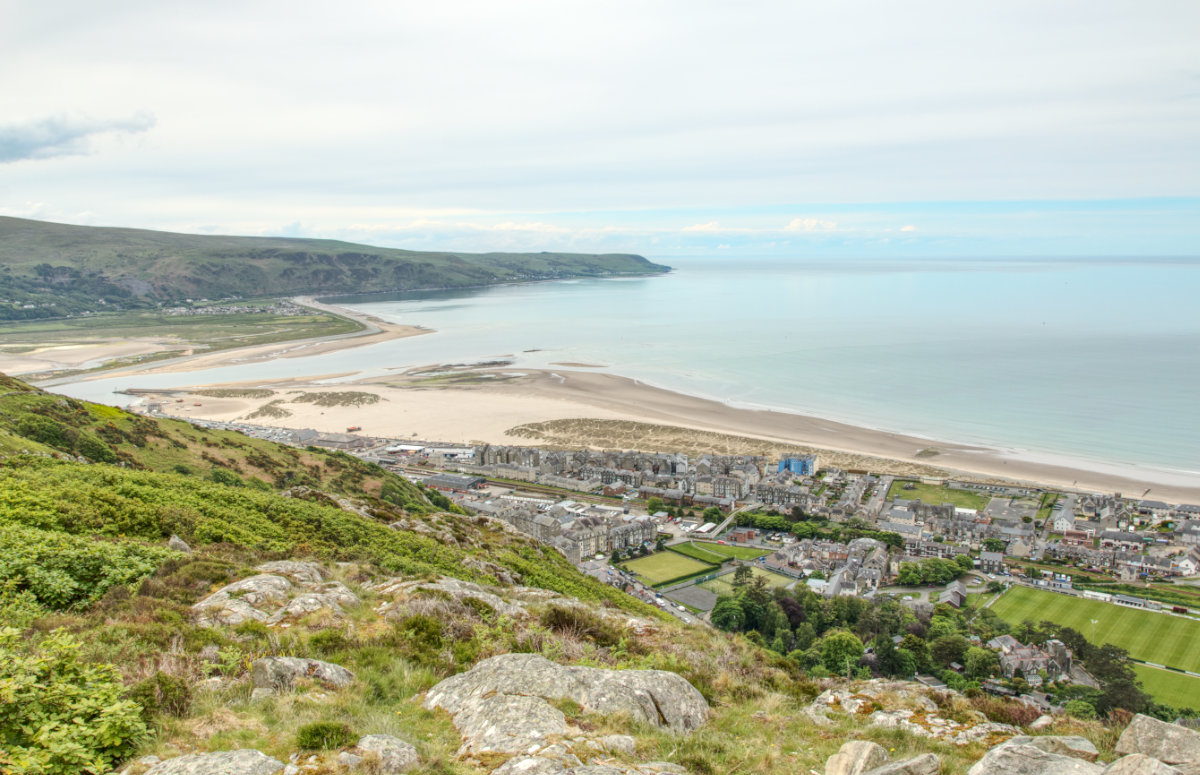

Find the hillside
[[0, 374, 1187, 775], [0, 217, 669, 318]]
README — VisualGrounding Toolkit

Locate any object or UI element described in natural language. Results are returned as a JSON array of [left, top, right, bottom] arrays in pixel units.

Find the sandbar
[[139, 366, 1200, 503]]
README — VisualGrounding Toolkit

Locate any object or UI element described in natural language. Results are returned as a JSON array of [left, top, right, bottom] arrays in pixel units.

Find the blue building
[[778, 456, 816, 476]]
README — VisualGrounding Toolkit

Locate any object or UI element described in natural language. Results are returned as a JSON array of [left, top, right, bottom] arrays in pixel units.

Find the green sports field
[[990, 586, 1200, 673], [1132, 665, 1200, 711], [670, 541, 768, 564], [622, 552, 716, 586], [700, 566, 795, 598]]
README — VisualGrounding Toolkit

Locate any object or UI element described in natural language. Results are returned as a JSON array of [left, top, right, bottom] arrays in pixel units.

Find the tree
[[655, 536, 667, 552], [1064, 699, 1096, 720], [646, 497, 665, 514], [710, 597, 745, 632], [983, 538, 1006, 552], [930, 635, 970, 667], [954, 554, 973, 571], [732, 564, 752, 587], [820, 629, 864, 676], [703, 506, 722, 521], [610, 550, 621, 565], [964, 646, 1000, 678]]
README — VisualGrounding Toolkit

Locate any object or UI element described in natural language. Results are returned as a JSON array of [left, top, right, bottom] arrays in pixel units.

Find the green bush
[[1064, 698, 1097, 719], [0, 627, 148, 774], [294, 721, 355, 750], [128, 672, 192, 720], [309, 628, 352, 655]]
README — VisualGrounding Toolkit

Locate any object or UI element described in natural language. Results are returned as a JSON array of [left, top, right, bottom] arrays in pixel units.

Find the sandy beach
[[139, 365, 1200, 503]]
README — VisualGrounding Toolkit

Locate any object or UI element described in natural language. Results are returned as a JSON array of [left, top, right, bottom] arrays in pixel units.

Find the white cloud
[[785, 218, 838, 232], [0, 113, 155, 163], [682, 221, 724, 232], [900, 224, 917, 232]]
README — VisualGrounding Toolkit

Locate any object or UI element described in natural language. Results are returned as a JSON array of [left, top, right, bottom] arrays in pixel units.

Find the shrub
[[309, 628, 352, 655], [295, 721, 355, 750], [539, 604, 621, 647], [1065, 699, 1097, 719], [128, 672, 192, 720], [0, 627, 148, 774]]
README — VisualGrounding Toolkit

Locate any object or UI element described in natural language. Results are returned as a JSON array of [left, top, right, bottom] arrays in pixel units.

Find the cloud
[[900, 224, 917, 232], [0, 112, 155, 163], [784, 217, 838, 232], [682, 221, 724, 232]]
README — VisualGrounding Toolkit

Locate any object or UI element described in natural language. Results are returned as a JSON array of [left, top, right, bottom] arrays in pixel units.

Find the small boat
[[347, 425, 362, 432]]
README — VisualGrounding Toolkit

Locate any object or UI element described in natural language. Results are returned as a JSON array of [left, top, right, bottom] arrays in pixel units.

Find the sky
[[2, 1, 1199, 257]]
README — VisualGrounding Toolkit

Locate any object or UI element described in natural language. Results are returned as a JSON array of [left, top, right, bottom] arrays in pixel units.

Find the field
[[1132, 665, 1200, 711], [700, 567, 795, 598], [670, 541, 768, 564], [886, 480, 990, 510], [621, 552, 716, 586], [990, 586, 1200, 673]]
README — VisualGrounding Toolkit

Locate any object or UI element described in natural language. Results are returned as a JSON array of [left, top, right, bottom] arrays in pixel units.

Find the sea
[[56, 256, 1200, 482]]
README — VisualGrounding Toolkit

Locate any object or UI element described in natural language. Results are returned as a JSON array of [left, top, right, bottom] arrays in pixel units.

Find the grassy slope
[[0, 216, 669, 316], [990, 585, 1200, 673]]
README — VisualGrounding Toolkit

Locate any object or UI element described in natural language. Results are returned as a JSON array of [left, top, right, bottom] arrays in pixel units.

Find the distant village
[[155, 414, 1200, 707]]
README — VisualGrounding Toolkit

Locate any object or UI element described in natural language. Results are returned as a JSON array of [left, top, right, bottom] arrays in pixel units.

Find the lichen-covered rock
[[1009, 735, 1099, 762], [192, 575, 293, 627], [376, 576, 526, 618], [863, 754, 940, 775], [826, 740, 888, 775], [1105, 754, 1183, 775], [168, 534, 192, 553], [1029, 715, 1055, 731], [264, 582, 360, 624], [250, 656, 355, 691], [493, 756, 568, 774], [968, 742, 1103, 775], [453, 693, 569, 754], [595, 734, 636, 757], [352, 734, 419, 773], [255, 561, 325, 583], [144, 749, 285, 775], [424, 653, 708, 734], [1116, 715, 1200, 765]]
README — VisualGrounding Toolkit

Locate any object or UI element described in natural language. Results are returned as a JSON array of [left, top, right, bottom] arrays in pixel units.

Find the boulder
[[377, 576, 526, 618], [826, 740, 888, 775], [452, 693, 569, 754], [144, 749, 284, 775], [864, 754, 941, 775], [1029, 715, 1055, 732], [250, 656, 355, 691], [968, 743, 1104, 775], [1105, 755, 1182, 775], [192, 575, 293, 627], [264, 584, 359, 624], [168, 534, 192, 553], [352, 734, 419, 774], [596, 734, 636, 757], [492, 758, 568, 775], [1116, 715, 1200, 765], [423, 653, 707, 734], [1008, 735, 1100, 762], [255, 561, 325, 584]]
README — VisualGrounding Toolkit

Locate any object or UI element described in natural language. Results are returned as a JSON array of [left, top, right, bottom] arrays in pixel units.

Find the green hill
[[0, 216, 669, 319]]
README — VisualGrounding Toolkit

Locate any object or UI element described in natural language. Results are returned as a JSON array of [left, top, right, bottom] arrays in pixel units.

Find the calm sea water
[[58, 257, 1200, 477]]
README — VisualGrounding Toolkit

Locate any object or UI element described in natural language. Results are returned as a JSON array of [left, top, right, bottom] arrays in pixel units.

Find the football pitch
[[990, 586, 1200, 674], [621, 552, 716, 586]]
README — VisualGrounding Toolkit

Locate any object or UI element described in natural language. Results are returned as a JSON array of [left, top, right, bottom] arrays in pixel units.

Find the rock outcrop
[[192, 567, 360, 627], [1115, 715, 1200, 766], [251, 656, 355, 691], [826, 741, 887, 775], [144, 749, 284, 775], [1007, 735, 1100, 762], [967, 742, 1103, 775], [1105, 754, 1183, 775], [348, 734, 420, 774], [192, 575, 293, 627]]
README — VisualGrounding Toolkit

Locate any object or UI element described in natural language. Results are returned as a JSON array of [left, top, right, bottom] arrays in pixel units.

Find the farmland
[[990, 585, 1200, 674]]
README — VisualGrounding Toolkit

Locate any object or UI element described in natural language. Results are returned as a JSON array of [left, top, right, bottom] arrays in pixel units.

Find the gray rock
[[863, 754, 941, 775], [192, 575, 293, 627], [377, 576, 526, 618], [1116, 715, 1200, 765], [1029, 715, 1055, 731], [492, 758, 568, 775], [251, 657, 355, 691], [826, 740, 888, 775], [595, 734, 636, 757], [1105, 755, 1182, 775], [453, 693, 569, 754], [566, 768, 626, 775], [168, 535, 191, 553], [968, 743, 1104, 775], [636, 765, 689, 775], [424, 653, 707, 734], [283, 766, 299, 775], [145, 749, 285, 775], [337, 752, 363, 767], [249, 687, 274, 701], [256, 561, 325, 584], [265, 588, 358, 624], [1009, 735, 1100, 762], [353, 734, 419, 774]]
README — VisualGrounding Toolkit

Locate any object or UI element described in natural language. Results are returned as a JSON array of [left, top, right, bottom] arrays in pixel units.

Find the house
[[938, 580, 967, 608], [312, 432, 372, 450], [423, 473, 486, 492], [979, 551, 1005, 574]]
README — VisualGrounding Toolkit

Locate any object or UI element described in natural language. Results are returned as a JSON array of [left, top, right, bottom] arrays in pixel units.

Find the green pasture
[[1132, 664, 1200, 711], [886, 481, 990, 511], [670, 541, 767, 564]]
